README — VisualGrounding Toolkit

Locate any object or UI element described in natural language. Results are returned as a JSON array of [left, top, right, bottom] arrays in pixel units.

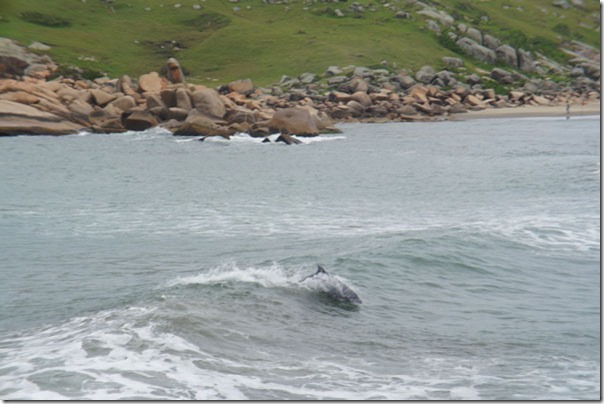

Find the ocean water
[[0, 116, 599, 400]]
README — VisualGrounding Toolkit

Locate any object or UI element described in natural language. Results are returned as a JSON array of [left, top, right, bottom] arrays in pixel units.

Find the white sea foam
[[174, 132, 346, 145], [166, 261, 300, 289], [0, 306, 249, 400], [0, 302, 598, 400]]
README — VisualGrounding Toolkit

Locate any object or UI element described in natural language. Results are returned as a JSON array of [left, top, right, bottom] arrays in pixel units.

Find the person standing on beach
[[566, 99, 570, 120]]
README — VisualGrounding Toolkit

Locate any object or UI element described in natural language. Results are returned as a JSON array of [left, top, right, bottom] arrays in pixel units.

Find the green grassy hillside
[[0, 0, 599, 86]]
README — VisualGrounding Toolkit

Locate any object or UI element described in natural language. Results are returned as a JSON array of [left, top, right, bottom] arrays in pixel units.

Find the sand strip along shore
[[456, 101, 600, 120]]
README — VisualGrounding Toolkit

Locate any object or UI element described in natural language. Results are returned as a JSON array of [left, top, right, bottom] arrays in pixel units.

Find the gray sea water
[[0, 116, 600, 400]]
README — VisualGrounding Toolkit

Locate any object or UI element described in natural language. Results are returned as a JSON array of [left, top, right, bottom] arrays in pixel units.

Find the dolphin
[[302, 265, 362, 305]]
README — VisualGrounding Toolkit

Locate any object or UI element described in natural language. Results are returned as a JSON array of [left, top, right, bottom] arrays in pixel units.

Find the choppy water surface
[[0, 116, 599, 399]]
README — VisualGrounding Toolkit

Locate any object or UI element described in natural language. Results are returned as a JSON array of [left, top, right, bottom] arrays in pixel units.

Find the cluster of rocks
[[0, 36, 600, 141]]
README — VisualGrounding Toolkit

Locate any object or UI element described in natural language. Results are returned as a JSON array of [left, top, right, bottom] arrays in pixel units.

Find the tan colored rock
[[346, 100, 364, 117], [227, 79, 254, 95], [138, 72, 163, 93], [173, 113, 232, 138], [268, 106, 320, 136], [146, 93, 166, 110], [91, 89, 117, 107], [0, 99, 83, 135], [165, 58, 185, 84], [408, 85, 429, 104], [350, 91, 372, 107], [226, 91, 247, 105], [531, 95, 550, 105], [328, 91, 352, 103], [509, 91, 525, 101], [175, 88, 192, 110], [68, 98, 94, 118], [0, 91, 40, 104], [191, 88, 226, 118], [465, 94, 485, 107], [108, 95, 136, 112], [226, 108, 256, 125], [167, 107, 189, 121], [117, 75, 137, 96]]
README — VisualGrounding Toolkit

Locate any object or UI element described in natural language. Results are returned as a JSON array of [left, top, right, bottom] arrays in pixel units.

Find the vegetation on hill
[[0, 0, 599, 86]]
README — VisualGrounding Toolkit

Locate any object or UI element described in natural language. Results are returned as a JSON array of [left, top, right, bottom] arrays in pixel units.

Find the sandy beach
[[458, 100, 601, 120]]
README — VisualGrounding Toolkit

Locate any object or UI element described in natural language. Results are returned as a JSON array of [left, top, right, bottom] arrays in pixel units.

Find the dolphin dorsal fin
[[316, 265, 327, 274]]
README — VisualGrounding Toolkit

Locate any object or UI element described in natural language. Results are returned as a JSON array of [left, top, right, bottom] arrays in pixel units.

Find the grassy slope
[[0, 0, 599, 86]]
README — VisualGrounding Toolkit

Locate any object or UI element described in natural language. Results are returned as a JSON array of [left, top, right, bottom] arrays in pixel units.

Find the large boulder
[[122, 110, 159, 131], [415, 65, 436, 84], [191, 88, 226, 118], [0, 37, 57, 79], [483, 34, 501, 50], [226, 79, 254, 95], [517, 49, 537, 72], [138, 71, 163, 93], [107, 95, 136, 113], [495, 44, 518, 67], [0, 100, 83, 135], [442, 56, 463, 68], [91, 89, 117, 107], [456, 37, 496, 65], [165, 57, 185, 83], [172, 111, 233, 138], [267, 107, 320, 136], [175, 88, 192, 110], [490, 68, 514, 84]]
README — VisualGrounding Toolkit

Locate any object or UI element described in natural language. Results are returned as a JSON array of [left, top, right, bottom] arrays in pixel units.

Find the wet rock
[[275, 133, 302, 145], [173, 112, 233, 138], [123, 110, 159, 131]]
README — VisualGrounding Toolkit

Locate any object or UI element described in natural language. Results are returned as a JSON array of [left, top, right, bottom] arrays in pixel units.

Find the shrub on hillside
[[20, 12, 70, 27]]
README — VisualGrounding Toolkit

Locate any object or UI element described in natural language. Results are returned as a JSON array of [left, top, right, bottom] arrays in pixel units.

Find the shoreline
[[457, 101, 601, 121], [0, 37, 600, 138]]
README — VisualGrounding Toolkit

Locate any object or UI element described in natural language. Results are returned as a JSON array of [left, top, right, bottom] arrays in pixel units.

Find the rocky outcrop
[[456, 37, 496, 65], [0, 100, 84, 135], [0, 38, 57, 79], [0, 33, 599, 140], [268, 107, 320, 136]]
